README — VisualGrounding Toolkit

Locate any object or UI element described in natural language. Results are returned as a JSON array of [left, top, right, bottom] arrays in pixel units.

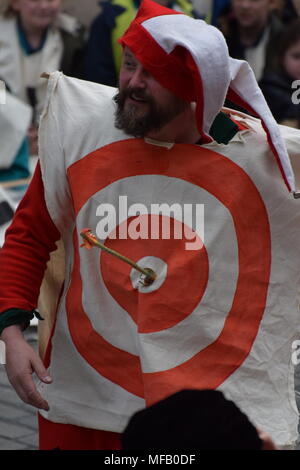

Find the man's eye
[[124, 61, 136, 69]]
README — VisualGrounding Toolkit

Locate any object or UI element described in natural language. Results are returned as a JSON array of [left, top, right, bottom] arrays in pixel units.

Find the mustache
[[114, 87, 152, 106]]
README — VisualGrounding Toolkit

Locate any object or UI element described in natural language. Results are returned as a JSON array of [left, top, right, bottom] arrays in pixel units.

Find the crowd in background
[[0, 0, 300, 190]]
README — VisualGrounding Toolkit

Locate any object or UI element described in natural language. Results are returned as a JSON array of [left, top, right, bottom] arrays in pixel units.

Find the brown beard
[[114, 87, 188, 138]]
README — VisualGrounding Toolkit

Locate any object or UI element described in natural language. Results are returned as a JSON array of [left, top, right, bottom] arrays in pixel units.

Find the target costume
[[1, 0, 300, 449]]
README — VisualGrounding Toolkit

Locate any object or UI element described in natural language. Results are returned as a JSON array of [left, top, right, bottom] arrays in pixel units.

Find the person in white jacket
[[0, 0, 84, 159]]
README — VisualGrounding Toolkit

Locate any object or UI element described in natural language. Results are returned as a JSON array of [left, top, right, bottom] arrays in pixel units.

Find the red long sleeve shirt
[[0, 162, 60, 313]]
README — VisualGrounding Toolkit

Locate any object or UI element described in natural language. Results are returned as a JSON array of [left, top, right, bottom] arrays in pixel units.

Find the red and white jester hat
[[119, 0, 296, 194]]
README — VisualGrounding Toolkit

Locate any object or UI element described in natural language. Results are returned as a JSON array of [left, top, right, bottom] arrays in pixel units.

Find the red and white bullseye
[[66, 140, 271, 400], [130, 256, 168, 293]]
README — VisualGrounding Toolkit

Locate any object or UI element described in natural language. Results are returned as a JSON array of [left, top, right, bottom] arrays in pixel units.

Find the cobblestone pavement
[[0, 328, 38, 450]]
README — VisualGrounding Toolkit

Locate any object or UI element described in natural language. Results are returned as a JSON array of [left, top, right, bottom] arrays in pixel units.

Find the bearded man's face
[[114, 47, 188, 137]]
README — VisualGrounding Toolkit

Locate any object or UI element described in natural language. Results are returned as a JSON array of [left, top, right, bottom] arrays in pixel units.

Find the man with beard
[[114, 47, 197, 141], [1, 0, 300, 450]]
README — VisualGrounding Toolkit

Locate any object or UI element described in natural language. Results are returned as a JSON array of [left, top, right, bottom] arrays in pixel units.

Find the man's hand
[[0, 325, 52, 411]]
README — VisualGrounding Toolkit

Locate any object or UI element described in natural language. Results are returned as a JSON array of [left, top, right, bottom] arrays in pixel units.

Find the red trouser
[[38, 414, 122, 450]]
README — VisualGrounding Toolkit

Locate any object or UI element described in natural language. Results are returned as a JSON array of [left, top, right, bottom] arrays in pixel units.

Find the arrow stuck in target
[[80, 228, 157, 286]]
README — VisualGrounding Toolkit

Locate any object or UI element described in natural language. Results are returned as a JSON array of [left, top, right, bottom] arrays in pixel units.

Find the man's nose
[[128, 67, 147, 89]]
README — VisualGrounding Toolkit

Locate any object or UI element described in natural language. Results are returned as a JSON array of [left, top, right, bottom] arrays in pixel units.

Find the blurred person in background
[[0, 0, 85, 159], [219, 0, 284, 82], [84, 0, 198, 87], [274, 0, 299, 24], [202, 0, 231, 25], [0, 88, 32, 185], [60, 0, 101, 29], [260, 19, 300, 127]]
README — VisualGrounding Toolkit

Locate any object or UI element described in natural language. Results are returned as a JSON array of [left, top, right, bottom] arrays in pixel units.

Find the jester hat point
[[119, 0, 295, 192]]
